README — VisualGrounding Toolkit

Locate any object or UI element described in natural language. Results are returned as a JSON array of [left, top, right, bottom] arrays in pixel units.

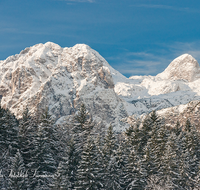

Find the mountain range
[[0, 42, 200, 130]]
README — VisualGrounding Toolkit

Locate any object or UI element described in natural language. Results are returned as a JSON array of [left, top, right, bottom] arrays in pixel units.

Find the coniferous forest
[[0, 103, 200, 190]]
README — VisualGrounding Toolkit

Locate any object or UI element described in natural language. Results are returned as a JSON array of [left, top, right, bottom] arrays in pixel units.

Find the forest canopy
[[0, 104, 199, 189]]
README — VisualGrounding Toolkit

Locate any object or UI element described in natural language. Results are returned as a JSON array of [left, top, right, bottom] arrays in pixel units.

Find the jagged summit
[[157, 54, 200, 82], [0, 42, 128, 130]]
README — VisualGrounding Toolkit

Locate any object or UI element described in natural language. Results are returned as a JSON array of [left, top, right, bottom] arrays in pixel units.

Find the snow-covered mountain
[[115, 54, 200, 116], [0, 42, 200, 130], [0, 42, 128, 130]]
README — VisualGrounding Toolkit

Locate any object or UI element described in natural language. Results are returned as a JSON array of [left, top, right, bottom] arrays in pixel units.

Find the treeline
[[0, 104, 200, 189]]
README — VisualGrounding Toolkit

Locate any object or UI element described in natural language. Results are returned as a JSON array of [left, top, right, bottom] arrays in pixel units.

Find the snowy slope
[[1, 42, 200, 130], [157, 100, 200, 130]]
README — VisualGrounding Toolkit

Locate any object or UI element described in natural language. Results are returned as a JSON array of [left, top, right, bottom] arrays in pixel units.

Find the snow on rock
[[0, 42, 128, 131], [115, 54, 200, 117], [157, 100, 200, 130], [157, 54, 200, 82]]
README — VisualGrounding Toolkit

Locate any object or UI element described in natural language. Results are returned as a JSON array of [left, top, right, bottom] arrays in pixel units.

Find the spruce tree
[[3, 109, 19, 155], [51, 158, 71, 190], [72, 103, 94, 160], [68, 103, 94, 188], [178, 120, 200, 189], [185, 119, 192, 133], [67, 138, 79, 189], [103, 124, 116, 159], [27, 108, 57, 189], [0, 107, 19, 189], [142, 143, 157, 177], [140, 110, 161, 155], [158, 133, 180, 189], [8, 150, 28, 190], [125, 122, 142, 155], [18, 107, 35, 166], [104, 154, 123, 190], [0, 106, 9, 189], [75, 135, 103, 189], [114, 144, 127, 189], [124, 148, 147, 189], [18, 107, 32, 136], [194, 168, 200, 189], [73, 103, 94, 136]]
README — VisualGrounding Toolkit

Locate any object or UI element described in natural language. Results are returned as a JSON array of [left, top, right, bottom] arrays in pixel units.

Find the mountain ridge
[[1, 42, 200, 130]]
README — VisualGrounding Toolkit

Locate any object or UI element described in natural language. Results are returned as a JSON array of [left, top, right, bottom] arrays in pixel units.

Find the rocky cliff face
[[0, 42, 128, 130]]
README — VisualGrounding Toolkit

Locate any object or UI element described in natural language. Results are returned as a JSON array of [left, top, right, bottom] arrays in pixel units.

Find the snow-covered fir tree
[[0, 102, 199, 189], [158, 133, 180, 189], [27, 108, 58, 189], [8, 150, 28, 190], [0, 106, 19, 189], [75, 135, 103, 189], [18, 108, 36, 167], [139, 110, 162, 155], [66, 137, 79, 189], [67, 103, 95, 189], [51, 158, 71, 190], [125, 149, 147, 189]]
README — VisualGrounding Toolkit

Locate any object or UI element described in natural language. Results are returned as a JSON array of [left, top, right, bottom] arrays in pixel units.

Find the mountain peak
[[0, 42, 128, 130], [157, 54, 200, 82], [44, 41, 62, 49], [73, 43, 91, 49]]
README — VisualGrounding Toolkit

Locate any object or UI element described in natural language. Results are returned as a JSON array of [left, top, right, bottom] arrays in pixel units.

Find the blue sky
[[1, 0, 200, 77]]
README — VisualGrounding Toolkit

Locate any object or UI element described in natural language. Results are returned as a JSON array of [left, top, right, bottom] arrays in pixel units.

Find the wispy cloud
[[0, 44, 24, 51], [114, 61, 162, 76], [107, 51, 170, 77], [116, 68, 158, 76], [55, 0, 95, 2], [165, 41, 200, 62], [131, 4, 199, 13]]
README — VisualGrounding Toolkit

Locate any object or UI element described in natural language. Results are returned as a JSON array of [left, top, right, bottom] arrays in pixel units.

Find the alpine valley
[[1, 42, 200, 130]]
